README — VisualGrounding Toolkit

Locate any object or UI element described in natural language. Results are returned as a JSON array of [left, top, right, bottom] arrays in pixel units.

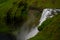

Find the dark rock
[[0, 33, 16, 40]]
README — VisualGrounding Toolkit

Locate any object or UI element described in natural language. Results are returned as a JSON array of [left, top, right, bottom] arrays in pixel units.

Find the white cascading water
[[17, 9, 60, 40], [26, 9, 54, 40], [38, 9, 60, 26], [38, 9, 53, 26]]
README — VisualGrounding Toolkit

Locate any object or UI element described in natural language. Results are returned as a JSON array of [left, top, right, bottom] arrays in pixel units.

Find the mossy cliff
[[0, 0, 60, 40], [0, 0, 42, 32]]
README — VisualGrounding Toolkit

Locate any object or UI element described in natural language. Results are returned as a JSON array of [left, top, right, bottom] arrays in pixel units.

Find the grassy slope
[[29, 14, 60, 40], [27, 0, 60, 8]]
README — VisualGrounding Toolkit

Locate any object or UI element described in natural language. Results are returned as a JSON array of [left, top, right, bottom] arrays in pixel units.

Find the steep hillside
[[0, 0, 60, 40], [29, 14, 60, 40]]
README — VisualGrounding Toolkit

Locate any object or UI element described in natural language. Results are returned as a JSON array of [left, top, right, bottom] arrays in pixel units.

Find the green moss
[[0, 0, 8, 4], [0, 0, 28, 33], [29, 14, 60, 40], [27, 0, 60, 8]]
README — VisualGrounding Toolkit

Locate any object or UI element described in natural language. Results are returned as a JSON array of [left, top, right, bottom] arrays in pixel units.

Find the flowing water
[[17, 9, 60, 40]]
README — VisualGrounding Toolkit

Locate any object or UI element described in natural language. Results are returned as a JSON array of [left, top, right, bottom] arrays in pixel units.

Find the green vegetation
[[29, 14, 60, 40], [26, 0, 60, 8], [0, 0, 7, 4], [0, 0, 28, 32], [0, 0, 60, 39]]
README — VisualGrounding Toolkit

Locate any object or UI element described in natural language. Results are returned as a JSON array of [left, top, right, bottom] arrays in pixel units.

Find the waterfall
[[38, 9, 54, 26], [26, 27, 39, 40], [38, 9, 60, 26], [17, 9, 60, 40]]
